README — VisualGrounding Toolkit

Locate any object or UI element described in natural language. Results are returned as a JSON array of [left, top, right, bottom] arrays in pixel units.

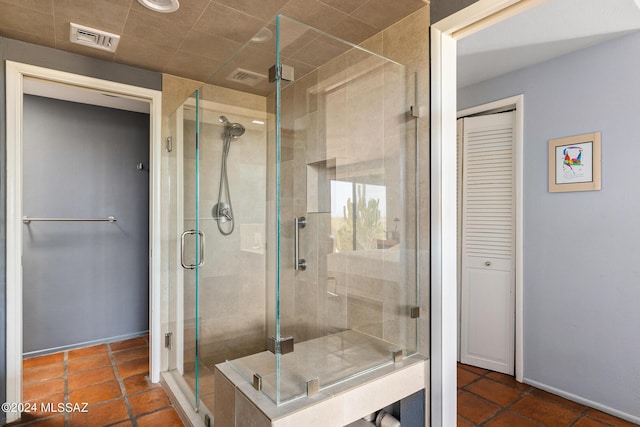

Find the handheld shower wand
[[213, 115, 245, 235]]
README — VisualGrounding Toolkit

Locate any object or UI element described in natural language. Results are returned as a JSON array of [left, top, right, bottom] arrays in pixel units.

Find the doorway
[[22, 91, 150, 355], [5, 61, 163, 424], [430, 2, 537, 424], [456, 97, 524, 377]]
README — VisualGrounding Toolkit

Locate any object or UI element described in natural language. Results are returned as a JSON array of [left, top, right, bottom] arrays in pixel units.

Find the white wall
[[458, 32, 640, 421]]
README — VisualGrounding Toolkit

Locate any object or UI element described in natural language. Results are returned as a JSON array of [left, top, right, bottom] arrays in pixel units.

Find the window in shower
[[330, 180, 388, 252]]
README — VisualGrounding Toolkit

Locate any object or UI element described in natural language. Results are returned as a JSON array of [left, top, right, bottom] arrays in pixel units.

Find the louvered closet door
[[460, 111, 515, 375]]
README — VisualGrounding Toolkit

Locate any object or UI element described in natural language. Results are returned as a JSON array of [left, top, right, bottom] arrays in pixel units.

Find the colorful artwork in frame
[[548, 132, 601, 192]]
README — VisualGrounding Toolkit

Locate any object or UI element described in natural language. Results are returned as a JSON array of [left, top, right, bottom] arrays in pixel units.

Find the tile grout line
[[458, 365, 537, 426], [458, 364, 602, 427], [109, 343, 138, 427], [19, 340, 179, 427], [478, 372, 537, 426], [567, 409, 614, 427]]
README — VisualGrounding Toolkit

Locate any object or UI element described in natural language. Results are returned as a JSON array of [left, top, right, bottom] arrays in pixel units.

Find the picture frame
[[548, 132, 601, 192]]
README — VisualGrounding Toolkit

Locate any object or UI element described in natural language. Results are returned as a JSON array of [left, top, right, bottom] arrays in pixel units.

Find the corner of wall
[[161, 74, 203, 119], [0, 35, 8, 418]]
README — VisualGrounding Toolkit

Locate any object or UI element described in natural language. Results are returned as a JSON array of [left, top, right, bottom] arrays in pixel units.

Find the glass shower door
[[179, 89, 203, 411], [168, 85, 270, 417]]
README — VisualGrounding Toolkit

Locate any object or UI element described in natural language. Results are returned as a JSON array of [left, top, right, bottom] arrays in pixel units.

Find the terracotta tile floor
[[11, 337, 185, 427], [457, 363, 638, 426]]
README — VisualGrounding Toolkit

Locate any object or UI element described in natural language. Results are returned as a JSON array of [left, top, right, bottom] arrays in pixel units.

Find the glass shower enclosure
[[165, 14, 422, 420]]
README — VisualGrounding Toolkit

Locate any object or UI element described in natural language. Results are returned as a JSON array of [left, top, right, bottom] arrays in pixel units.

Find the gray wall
[[430, 0, 479, 23], [22, 95, 150, 353], [458, 32, 640, 420], [0, 36, 161, 422]]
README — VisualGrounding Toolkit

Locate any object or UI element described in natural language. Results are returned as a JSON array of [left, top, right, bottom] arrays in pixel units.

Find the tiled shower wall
[[266, 6, 430, 355]]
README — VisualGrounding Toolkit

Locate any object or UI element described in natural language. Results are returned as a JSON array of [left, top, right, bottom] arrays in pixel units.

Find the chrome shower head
[[220, 115, 245, 138], [225, 122, 245, 138]]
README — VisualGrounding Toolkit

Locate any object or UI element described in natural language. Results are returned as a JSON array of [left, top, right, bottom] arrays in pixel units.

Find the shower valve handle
[[295, 217, 307, 271]]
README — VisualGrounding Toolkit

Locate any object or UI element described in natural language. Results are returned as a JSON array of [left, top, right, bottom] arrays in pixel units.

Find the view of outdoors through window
[[330, 180, 387, 252]]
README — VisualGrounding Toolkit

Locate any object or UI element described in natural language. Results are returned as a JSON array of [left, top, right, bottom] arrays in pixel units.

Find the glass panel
[[166, 109, 177, 374], [272, 15, 420, 404], [182, 90, 200, 410], [167, 80, 271, 419], [190, 13, 422, 408], [233, 17, 417, 403], [193, 85, 269, 413]]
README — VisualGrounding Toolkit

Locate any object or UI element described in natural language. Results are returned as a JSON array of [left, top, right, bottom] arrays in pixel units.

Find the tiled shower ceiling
[[0, 0, 428, 92]]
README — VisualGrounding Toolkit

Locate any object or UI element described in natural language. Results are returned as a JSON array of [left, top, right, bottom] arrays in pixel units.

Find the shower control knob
[[297, 259, 307, 271]]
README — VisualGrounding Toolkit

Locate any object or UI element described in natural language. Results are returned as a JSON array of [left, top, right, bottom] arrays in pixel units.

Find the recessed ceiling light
[[137, 0, 180, 13]]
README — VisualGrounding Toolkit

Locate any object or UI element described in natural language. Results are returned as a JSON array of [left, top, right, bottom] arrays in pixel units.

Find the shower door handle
[[180, 229, 205, 269], [294, 217, 307, 271]]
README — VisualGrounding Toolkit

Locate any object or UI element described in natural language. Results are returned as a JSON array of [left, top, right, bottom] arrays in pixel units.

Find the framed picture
[[548, 132, 601, 192]]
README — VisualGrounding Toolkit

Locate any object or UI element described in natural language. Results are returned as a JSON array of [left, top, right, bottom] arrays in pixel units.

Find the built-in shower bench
[[214, 330, 428, 426]]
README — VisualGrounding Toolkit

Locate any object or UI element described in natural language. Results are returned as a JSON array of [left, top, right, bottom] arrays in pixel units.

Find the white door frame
[[431, 1, 547, 425], [457, 95, 524, 380], [5, 61, 163, 424]]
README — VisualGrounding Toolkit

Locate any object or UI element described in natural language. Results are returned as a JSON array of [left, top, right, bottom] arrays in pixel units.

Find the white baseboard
[[524, 378, 640, 425]]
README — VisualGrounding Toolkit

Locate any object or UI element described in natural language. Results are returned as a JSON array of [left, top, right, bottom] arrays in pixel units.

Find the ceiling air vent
[[70, 23, 120, 52], [226, 68, 267, 87]]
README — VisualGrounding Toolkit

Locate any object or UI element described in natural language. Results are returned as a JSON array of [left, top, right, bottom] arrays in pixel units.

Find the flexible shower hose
[[216, 135, 234, 235]]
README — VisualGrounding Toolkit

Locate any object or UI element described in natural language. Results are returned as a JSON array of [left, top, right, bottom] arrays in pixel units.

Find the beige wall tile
[[317, 0, 368, 15], [326, 15, 378, 46], [279, 0, 349, 33], [382, 6, 429, 71], [195, 2, 266, 44], [163, 51, 224, 83], [161, 74, 202, 118], [114, 34, 175, 70], [214, 368, 236, 427], [352, 0, 425, 31], [180, 30, 243, 61], [235, 389, 271, 427], [0, 3, 54, 36], [122, 10, 189, 51], [0, 0, 54, 14], [214, 0, 288, 22], [130, 0, 209, 28]]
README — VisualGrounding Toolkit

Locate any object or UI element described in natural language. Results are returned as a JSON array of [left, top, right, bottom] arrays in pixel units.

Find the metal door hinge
[[253, 373, 263, 391], [306, 378, 319, 396], [165, 332, 173, 349], [166, 136, 173, 153], [269, 64, 295, 82], [410, 306, 420, 319], [410, 105, 425, 118], [268, 336, 294, 355]]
